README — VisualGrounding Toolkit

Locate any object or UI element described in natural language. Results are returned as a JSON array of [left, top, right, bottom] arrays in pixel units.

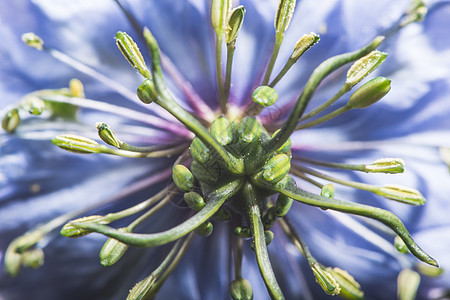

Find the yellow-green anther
[[378, 184, 426, 205], [60, 215, 106, 237], [230, 278, 253, 300], [347, 76, 391, 109], [127, 276, 153, 300], [96, 122, 122, 148], [346, 51, 387, 87], [237, 117, 261, 143], [21, 32, 43, 50], [69, 78, 85, 97], [272, 129, 291, 153], [195, 221, 213, 237], [416, 262, 444, 277], [401, 0, 428, 27], [328, 267, 364, 300], [225, 6, 246, 45], [115, 31, 151, 78], [365, 158, 405, 174], [22, 96, 45, 115], [184, 191, 205, 212], [275, 193, 293, 217], [233, 226, 251, 238], [321, 183, 335, 198], [263, 153, 291, 184], [394, 235, 410, 254], [252, 86, 279, 107], [190, 137, 211, 164], [172, 164, 194, 192], [397, 269, 421, 300], [21, 248, 45, 269], [210, 116, 234, 145], [13, 230, 45, 252], [2, 108, 20, 133], [265, 230, 274, 245], [51, 134, 101, 154], [274, 0, 296, 34], [211, 0, 225, 34], [4, 248, 22, 277], [311, 263, 341, 296], [291, 33, 320, 60], [100, 229, 129, 266], [137, 79, 158, 104]]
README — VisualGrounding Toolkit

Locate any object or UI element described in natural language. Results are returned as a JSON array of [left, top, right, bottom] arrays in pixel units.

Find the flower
[[1, 0, 450, 299]]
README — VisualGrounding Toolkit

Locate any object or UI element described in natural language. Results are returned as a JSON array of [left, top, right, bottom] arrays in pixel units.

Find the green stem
[[99, 143, 187, 158], [216, 34, 227, 113], [298, 85, 351, 122], [295, 105, 350, 130], [293, 156, 367, 172], [263, 36, 384, 157], [224, 43, 236, 106], [233, 237, 244, 279], [245, 183, 285, 299], [270, 176, 437, 267], [143, 28, 244, 174], [72, 179, 242, 247], [263, 33, 284, 86], [269, 58, 295, 87]]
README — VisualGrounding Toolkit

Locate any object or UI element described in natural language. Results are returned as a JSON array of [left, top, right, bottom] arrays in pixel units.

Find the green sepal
[[210, 116, 234, 146], [252, 86, 279, 107]]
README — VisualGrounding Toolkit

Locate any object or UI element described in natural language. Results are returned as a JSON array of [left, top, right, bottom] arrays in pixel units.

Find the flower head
[[2, 0, 450, 299]]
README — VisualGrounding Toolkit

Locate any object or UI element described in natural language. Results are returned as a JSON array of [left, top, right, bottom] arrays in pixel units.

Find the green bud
[[137, 79, 158, 104], [365, 158, 405, 174], [100, 229, 129, 266], [397, 269, 420, 300], [190, 161, 218, 185], [272, 129, 291, 153], [274, 0, 296, 34], [275, 193, 293, 217], [210, 116, 234, 145], [195, 221, 213, 237], [51, 134, 101, 154], [21, 248, 45, 269], [328, 267, 364, 300], [233, 226, 251, 238], [14, 230, 45, 252], [237, 117, 261, 144], [265, 230, 274, 246], [378, 184, 426, 206], [311, 263, 341, 296], [346, 51, 387, 87], [252, 86, 278, 107], [2, 108, 21, 133], [321, 183, 335, 198], [211, 0, 225, 33], [60, 215, 106, 238], [213, 207, 231, 221], [401, 0, 428, 27], [184, 191, 205, 212], [21, 32, 43, 50], [69, 78, 85, 97], [291, 33, 320, 60], [96, 122, 122, 148], [394, 235, 410, 254], [173, 164, 194, 192], [416, 262, 444, 277], [4, 247, 22, 277], [262, 153, 291, 184], [190, 137, 211, 164], [22, 96, 45, 115], [347, 76, 391, 109], [115, 31, 151, 78], [230, 278, 253, 300], [225, 6, 246, 45]]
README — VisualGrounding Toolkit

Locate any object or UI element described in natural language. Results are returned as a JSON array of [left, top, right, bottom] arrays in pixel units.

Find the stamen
[[211, 0, 227, 112], [244, 183, 284, 298]]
